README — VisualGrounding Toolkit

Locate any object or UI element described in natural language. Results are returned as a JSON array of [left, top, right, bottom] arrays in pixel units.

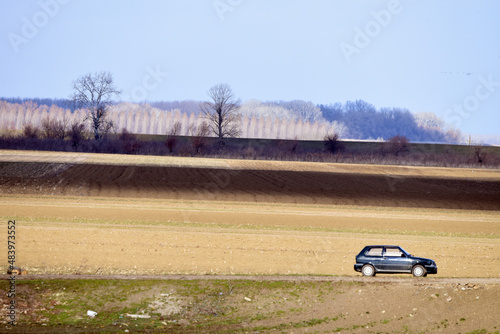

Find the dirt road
[[3, 274, 500, 286]]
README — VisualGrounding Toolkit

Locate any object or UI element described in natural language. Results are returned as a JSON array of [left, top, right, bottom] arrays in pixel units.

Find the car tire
[[412, 265, 426, 277], [361, 264, 375, 276]]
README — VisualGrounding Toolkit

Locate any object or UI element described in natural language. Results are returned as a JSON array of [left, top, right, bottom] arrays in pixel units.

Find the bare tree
[[473, 145, 486, 164], [41, 116, 69, 140], [165, 121, 182, 153], [383, 135, 410, 156], [119, 128, 142, 154], [69, 119, 87, 150], [22, 123, 40, 139], [324, 132, 345, 154], [239, 99, 291, 120], [270, 100, 324, 122], [70, 71, 121, 140], [190, 122, 211, 154], [415, 111, 445, 129], [200, 83, 241, 145]]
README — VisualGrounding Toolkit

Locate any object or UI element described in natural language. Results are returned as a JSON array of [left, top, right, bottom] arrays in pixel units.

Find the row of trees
[[3, 123, 496, 168], [0, 101, 341, 141], [1, 72, 462, 145]]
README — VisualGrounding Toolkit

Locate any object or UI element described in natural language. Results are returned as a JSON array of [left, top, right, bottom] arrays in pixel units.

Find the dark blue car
[[354, 245, 437, 277]]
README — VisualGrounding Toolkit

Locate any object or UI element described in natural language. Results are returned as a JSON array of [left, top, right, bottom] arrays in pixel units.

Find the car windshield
[[396, 247, 410, 257]]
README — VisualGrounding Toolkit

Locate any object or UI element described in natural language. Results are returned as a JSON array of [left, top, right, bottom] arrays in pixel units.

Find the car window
[[385, 247, 403, 257], [365, 247, 383, 256]]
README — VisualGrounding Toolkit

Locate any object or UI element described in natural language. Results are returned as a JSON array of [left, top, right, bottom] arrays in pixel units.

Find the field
[[1, 149, 500, 333]]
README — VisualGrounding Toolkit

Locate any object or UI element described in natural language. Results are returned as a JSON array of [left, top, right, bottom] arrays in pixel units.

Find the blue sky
[[1, 0, 499, 136]]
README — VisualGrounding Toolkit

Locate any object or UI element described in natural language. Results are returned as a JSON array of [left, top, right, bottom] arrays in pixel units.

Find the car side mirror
[[401, 254, 406, 257]]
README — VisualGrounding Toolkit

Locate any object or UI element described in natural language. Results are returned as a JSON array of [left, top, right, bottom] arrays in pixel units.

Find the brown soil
[[0, 154, 499, 210], [0, 150, 499, 332], [0, 150, 498, 278]]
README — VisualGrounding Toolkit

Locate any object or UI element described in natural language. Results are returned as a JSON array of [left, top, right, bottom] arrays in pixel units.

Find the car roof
[[365, 245, 400, 248]]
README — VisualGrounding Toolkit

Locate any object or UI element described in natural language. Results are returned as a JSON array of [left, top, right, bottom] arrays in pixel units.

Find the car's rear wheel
[[361, 264, 375, 276], [412, 265, 426, 277]]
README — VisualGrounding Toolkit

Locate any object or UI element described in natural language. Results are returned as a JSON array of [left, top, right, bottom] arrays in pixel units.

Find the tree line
[[1, 72, 461, 144], [0, 100, 341, 141], [0, 72, 496, 168], [319, 100, 461, 143], [1, 97, 461, 144]]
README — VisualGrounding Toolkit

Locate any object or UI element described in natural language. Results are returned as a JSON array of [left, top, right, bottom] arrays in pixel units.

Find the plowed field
[[0, 150, 499, 278]]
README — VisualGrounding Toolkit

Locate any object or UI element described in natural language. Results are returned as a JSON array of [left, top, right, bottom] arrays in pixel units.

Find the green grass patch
[[0, 279, 351, 333]]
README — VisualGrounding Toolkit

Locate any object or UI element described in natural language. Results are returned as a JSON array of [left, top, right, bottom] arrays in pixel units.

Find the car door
[[382, 246, 412, 272], [364, 246, 384, 271]]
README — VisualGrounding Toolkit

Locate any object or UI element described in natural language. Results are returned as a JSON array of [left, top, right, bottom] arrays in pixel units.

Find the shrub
[[324, 133, 344, 154], [190, 122, 211, 154], [119, 128, 142, 154], [23, 123, 40, 139], [383, 135, 410, 156], [165, 121, 182, 153], [41, 117, 68, 140], [69, 120, 87, 150], [473, 146, 487, 164]]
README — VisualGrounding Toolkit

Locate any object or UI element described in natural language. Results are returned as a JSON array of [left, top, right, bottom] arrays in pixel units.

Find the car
[[354, 245, 437, 277]]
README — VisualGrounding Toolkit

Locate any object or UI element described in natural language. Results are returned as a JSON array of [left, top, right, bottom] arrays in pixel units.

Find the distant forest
[[1, 97, 461, 143], [319, 101, 461, 143]]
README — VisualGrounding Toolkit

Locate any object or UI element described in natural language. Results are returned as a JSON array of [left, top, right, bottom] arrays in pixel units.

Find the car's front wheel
[[412, 265, 426, 277], [361, 264, 375, 276]]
